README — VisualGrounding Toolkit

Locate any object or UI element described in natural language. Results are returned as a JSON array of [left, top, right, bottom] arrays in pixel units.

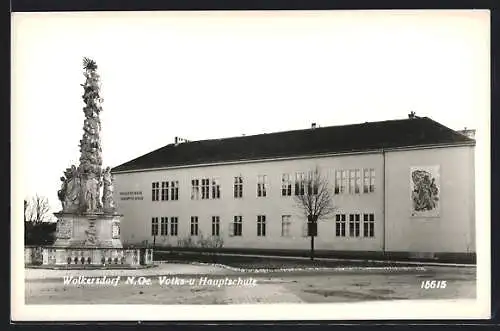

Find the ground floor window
[[160, 217, 168, 235], [231, 216, 243, 236], [363, 213, 375, 237], [190, 216, 199, 236], [170, 217, 178, 236], [212, 216, 220, 236], [335, 214, 346, 237], [257, 215, 266, 236], [151, 217, 159, 236], [349, 214, 360, 237], [281, 215, 291, 237]]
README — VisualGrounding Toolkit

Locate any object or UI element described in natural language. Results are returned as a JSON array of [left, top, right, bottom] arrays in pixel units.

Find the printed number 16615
[[421, 280, 447, 289]]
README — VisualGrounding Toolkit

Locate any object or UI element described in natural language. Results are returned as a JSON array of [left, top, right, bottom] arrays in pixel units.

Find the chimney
[[311, 123, 317, 129]]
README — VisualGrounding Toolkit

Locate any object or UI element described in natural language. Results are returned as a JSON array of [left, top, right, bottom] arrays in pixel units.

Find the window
[[363, 213, 375, 238], [281, 215, 291, 237], [152, 182, 160, 201], [349, 170, 355, 194], [170, 217, 178, 236], [212, 178, 221, 199], [307, 171, 318, 195], [191, 179, 200, 200], [257, 215, 266, 237], [281, 174, 292, 196], [170, 181, 179, 200], [201, 178, 210, 199], [190, 216, 199, 236], [334, 170, 341, 194], [341, 170, 348, 194], [370, 169, 375, 192], [355, 169, 361, 194], [231, 216, 243, 236], [295, 172, 305, 196], [212, 216, 220, 236], [257, 175, 267, 197], [234, 176, 243, 198], [335, 214, 346, 237], [310, 171, 319, 195], [363, 169, 376, 193], [348, 214, 361, 237], [160, 217, 168, 235], [151, 217, 159, 236], [161, 181, 169, 201], [354, 214, 361, 237]]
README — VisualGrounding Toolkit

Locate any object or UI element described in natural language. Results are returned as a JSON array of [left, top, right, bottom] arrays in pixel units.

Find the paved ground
[[24, 263, 476, 304]]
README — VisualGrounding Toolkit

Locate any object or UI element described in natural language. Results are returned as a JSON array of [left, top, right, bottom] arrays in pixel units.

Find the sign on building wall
[[119, 191, 143, 201], [410, 165, 440, 217]]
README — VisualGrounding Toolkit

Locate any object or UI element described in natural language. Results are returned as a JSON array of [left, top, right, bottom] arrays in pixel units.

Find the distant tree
[[24, 195, 56, 246], [24, 199, 28, 223], [25, 195, 51, 224], [294, 166, 336, 260]]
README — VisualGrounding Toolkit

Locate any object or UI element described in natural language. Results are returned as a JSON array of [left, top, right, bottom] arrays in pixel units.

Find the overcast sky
[[12, 10, 490, 215]]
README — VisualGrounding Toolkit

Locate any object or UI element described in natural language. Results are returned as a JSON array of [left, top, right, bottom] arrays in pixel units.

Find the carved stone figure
[[57, 176, 67, 209], [411, 169, 439, 212], [87, 175, 100, 212], [102, 167, 115, 212]]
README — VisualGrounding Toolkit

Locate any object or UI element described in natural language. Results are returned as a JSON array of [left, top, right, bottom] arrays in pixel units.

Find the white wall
[[113, 152, 384, 251], [113, 144, 475, 253], [384, 145, 475, 253]]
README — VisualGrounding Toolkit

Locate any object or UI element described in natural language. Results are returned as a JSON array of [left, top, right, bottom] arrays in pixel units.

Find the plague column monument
[[42, 58, 152, 267]]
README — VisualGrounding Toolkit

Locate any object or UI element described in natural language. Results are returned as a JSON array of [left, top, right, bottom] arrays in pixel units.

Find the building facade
[[111, 116, 475, 257]]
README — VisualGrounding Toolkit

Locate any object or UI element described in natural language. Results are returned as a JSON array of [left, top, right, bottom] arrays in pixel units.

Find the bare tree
[[24, 199, 28, 223], [294, 166, 336, 260], [25, 195, 52, 223]]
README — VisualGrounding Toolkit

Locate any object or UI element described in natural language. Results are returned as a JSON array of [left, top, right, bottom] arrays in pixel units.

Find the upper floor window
[[170, 181, 179, 200], [355, 169, 361, 194], [334, 171, 341, 194], [349, 170, 356, 194], [341, 170, 348, 194], [201, 178, 210, 199], [363, 168, 375, 193], [161, 181, 169, 201], [281, 174, 292, 196], [257, 175, 267, 197], [211, 178, 221, 199], [152, 182, 160, 201], [191, 179, 200, 200], [234, 176, 243, 198], [307, 171, 319, 195], [295, 172, 305, 196], [335, 169, 365, 195]]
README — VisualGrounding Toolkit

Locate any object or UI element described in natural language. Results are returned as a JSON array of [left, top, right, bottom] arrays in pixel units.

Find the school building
[[111, 115, 476, 260]]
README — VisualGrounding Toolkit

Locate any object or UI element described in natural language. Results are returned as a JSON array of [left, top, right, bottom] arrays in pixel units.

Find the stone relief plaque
[[410, 165, 440, 217], [57, 219, 73, 239]]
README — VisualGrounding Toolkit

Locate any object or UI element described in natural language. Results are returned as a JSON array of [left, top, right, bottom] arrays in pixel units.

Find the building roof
[[111, 116, 475, 173]]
